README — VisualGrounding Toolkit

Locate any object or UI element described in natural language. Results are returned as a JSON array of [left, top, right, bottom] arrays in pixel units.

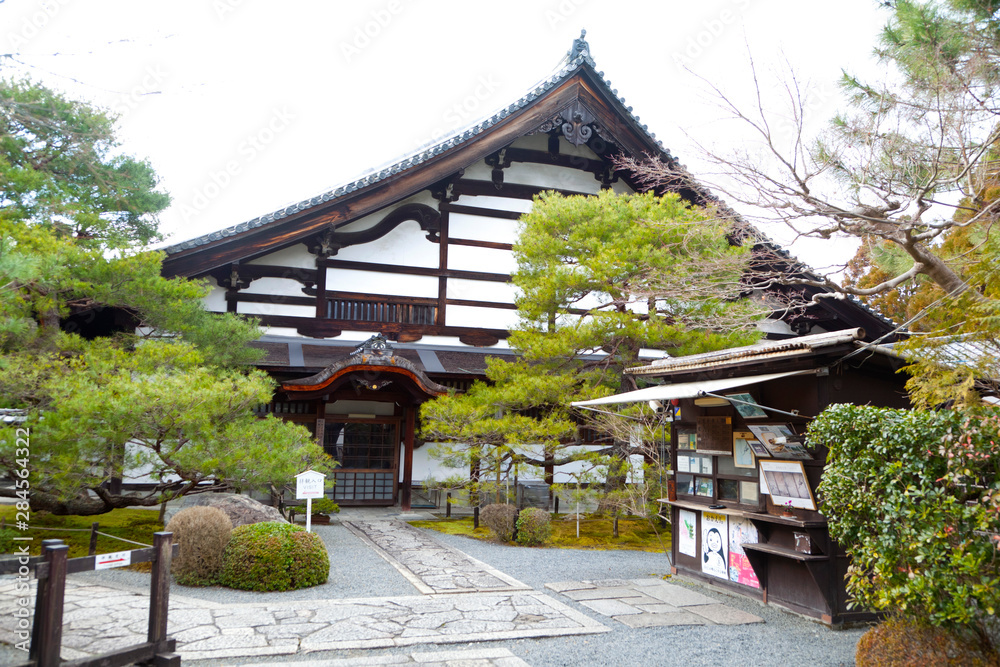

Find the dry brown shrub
[[166, 506, 232, 586], [856, 617, 999, 667], [480, 503, 517, 542]]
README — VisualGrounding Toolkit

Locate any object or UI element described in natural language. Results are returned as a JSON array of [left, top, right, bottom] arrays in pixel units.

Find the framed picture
[[746, 423, 810, 460], [747, 438, 771, 458], [732, 431, 757, 468], [725, 393, 768, 419], [758, 460, 816, 511]]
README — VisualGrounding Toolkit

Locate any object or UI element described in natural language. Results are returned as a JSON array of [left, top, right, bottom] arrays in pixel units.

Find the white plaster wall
[[446, 278, 517, 303], [411, 444, 467, 484], [446, 305, 518, 330], [242, 277, 309, 297], [447, 244, 516, 274], [334, 191, 439, 234], [503, 162, 601, 194], [462, 161, 493, 181], [448, 213, 518, 245], [247, 243, 314, 269], [326, 269, 438, 299], [454, 195, 533, 214], [610, 179, 635, 195], [237, 302, 315, 317], [204, 277, 227, 313], [334, 220, 439, 269]]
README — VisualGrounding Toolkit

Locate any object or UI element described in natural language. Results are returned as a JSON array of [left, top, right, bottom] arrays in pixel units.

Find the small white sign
[[295, 469, 326, 500], [95, 551, 132, 570]]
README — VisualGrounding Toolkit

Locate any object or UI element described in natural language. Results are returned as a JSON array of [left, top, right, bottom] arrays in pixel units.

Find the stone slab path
[[247, 646, 529, 666], [0, 578, 606, 661], [344, 520, 530, 595], [544, 579, 764, 628]]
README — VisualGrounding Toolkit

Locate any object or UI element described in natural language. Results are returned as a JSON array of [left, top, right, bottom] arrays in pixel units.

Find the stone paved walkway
[[0, 578, 606, 660], [344, 521, 529, 595], [544, 579, 764, 628]]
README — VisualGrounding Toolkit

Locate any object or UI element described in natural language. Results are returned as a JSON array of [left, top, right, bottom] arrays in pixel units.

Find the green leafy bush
[[516, 508, 552, 546], [0, 528, 21, 554], [481, 503, 517, 542], [220, 521, 329, 591], [812, 405, 1000, 639], [855, 617, 998, 667], [165, 506, 232, 586], [310, 498, 340, 515]]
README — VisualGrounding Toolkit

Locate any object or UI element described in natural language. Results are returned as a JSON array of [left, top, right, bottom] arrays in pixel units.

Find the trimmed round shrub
[[165, 506, 232, 586], [220, 521, 329, 591], [855, 617, 998, 667], [481, 503, 517, 542], [516, 508, 552, 546]]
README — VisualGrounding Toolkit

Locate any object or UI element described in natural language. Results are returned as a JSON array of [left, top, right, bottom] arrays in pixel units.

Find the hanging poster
[[701, 511, 729, 580], [728, 518, 760, 589], [678, 509, 697, 558]]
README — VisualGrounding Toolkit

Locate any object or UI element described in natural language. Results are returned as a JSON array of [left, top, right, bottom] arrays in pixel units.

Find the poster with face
[[728, 517, 760, 589], [678, 509, 697, 558], [701, 511, 729, 580]]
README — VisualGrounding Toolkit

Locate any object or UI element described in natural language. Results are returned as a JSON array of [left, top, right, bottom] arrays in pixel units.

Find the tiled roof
[[165, 32, 669, 255], [628, 328, 866, 375]]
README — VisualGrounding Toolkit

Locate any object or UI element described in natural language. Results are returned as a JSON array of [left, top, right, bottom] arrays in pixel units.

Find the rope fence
[[1, 517, 153, 553]]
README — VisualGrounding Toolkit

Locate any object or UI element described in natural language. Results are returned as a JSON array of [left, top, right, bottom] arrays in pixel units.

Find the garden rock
[[181, 494, 287, 528]]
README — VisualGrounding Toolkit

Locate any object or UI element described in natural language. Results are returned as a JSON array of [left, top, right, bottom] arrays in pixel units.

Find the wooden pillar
[[148, 532, 173, 646], [401, 407, 415, 511], [32, 539, 67, 667]]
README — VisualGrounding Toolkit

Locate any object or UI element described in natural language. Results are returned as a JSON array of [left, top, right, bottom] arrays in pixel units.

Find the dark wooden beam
[[439, 203, 523, 220], [447, 238, 513, 251]]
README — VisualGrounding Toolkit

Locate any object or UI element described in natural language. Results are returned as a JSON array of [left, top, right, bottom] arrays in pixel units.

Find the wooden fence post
[[446, 493, 451, 518], [31, 539, 68, 667], [473, 505, 479, 530], [89, 522, 99, 556], [147, 532, 173, 647]]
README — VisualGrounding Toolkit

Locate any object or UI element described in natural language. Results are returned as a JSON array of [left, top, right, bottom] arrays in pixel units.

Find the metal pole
[[306, 498, 312, 533]]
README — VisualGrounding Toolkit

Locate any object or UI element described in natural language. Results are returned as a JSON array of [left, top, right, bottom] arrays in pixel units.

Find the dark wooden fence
[[1, 533, 180, 667]]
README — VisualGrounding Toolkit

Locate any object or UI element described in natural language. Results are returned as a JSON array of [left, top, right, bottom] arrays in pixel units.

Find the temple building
[[161, 32, 895, 511]]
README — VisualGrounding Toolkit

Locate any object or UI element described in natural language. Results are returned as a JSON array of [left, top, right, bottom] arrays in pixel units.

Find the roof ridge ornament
[[569, 29, 590, 61]]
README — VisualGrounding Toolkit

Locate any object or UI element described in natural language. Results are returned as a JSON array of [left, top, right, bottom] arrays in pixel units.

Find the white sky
[[2, 0, 891, 273]]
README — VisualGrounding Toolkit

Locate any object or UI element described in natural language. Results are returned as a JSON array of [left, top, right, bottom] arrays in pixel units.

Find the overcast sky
[[3, 0, 891, 271]]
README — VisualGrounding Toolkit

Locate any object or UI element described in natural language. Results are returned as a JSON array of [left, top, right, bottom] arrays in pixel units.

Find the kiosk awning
[[570, 370, 815, 407]]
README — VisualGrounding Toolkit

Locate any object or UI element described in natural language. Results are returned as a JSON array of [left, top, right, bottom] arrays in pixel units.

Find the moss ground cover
[[0, 505, 163, 558], [411, 514, 670, 552]]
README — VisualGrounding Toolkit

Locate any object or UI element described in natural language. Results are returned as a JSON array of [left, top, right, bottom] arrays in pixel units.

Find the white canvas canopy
[[570, 370, 815, 407]]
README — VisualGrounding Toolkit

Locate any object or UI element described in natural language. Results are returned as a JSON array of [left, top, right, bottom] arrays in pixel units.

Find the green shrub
[[812, 405, 1000, 637], [481, 503, 517, 542], [516, 508, 552, 546], [855, 617, 999, 667], [220, 521, 329, 591], [310, 498, 340, 515], [0, 528, 21, 554], [165, 506, 232, 586]]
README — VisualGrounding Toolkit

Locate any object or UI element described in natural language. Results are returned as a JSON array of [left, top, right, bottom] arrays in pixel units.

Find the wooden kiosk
[[573, 328, 910, 626]]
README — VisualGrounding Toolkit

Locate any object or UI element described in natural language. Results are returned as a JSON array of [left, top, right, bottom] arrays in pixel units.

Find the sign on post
[[295, 469, 327, 533], [95, 550, 132, 570]]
